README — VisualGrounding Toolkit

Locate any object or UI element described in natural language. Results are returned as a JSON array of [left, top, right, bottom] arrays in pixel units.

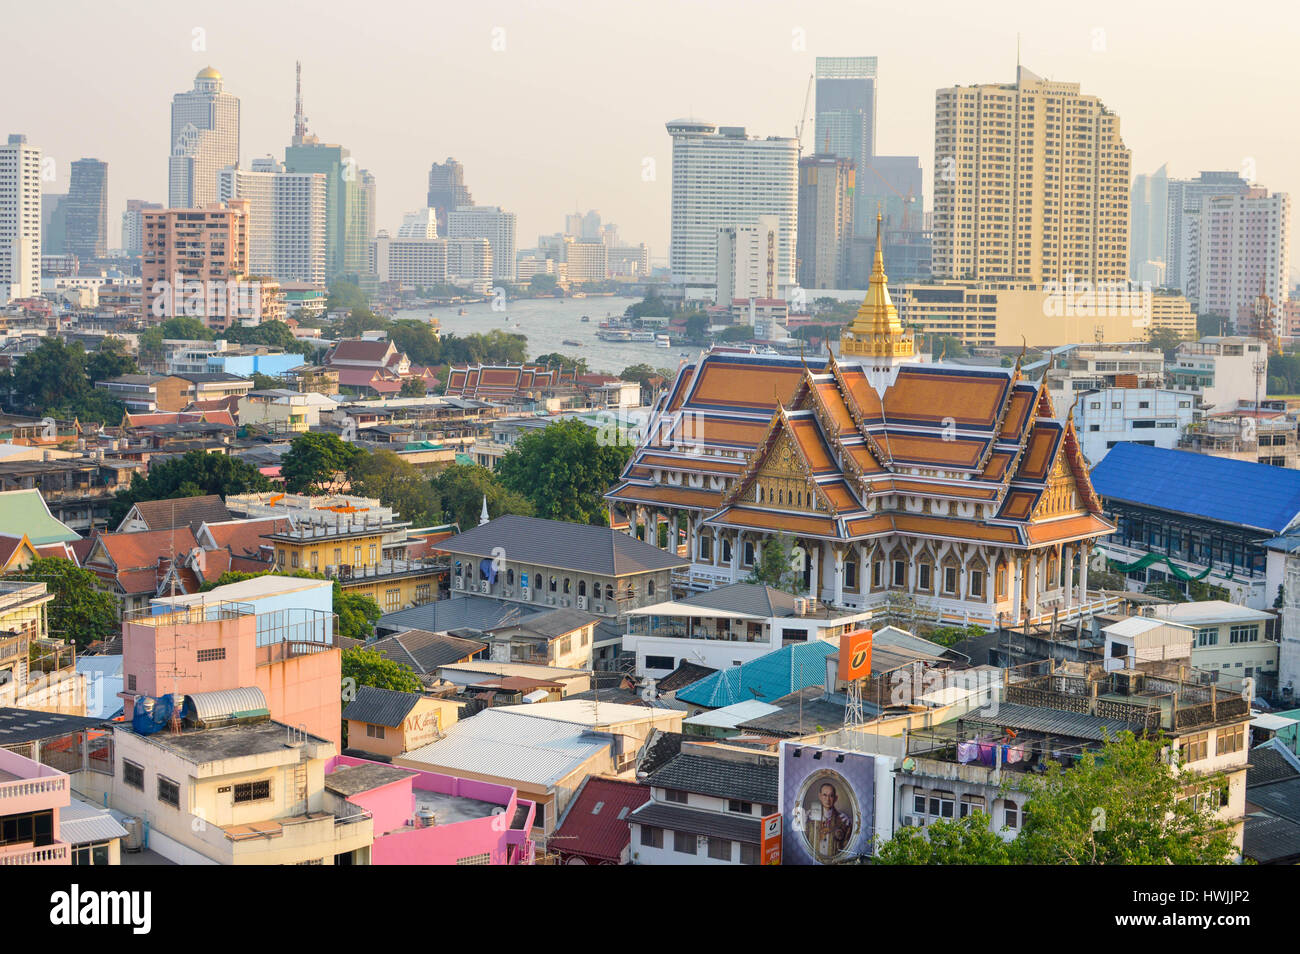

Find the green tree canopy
[[347, 450, 443, 527], [745, 533, 803, 594], [109, 450, 272, 525], [202, 569, 383, 641], [327, 280, 369, 312], [2, 338, 126, 425], [875, 811, 1015, 865], [495, 418, 631, 525], [534, 353, 589, 374], [529, 273, 559, 294], [399, 377, 427, 397], [280, 432, 365, 495], [224, 319, 316, 358], [342, 646, 422, 694], [4, 558, 118, 650], [432, 462, 533, 531]]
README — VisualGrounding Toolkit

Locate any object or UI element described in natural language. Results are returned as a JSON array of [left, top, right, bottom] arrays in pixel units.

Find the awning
[[624, 600, 764, 621]]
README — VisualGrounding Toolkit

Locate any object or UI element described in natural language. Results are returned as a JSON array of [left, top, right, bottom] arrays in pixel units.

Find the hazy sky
[[8, 0, 1299, 269]]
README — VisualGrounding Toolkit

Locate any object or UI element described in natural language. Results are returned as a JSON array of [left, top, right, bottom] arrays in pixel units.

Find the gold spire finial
[[839, 211, 914, 360]]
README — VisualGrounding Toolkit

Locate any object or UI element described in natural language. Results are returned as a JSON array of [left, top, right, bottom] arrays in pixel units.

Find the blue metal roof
[[1091, 443, 1300, 534], [674, 641, 837, 709]]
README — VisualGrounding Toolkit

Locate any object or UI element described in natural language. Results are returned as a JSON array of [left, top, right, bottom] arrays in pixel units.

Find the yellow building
[[1149, 292, 1197, 338], [269, 523, 440, 613], [934, 67, 1129, 286], [343, 686, 463, 759]]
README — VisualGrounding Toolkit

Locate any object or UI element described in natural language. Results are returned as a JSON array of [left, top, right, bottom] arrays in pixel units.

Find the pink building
[[121, 597, 342, 750], [324, 755, 535, 864], [0, 746, 71, 865]]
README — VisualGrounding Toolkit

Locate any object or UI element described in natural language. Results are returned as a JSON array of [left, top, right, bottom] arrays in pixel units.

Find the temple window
[[743, 541, 755, 566], [892, 560, 906, 587], [918, 563, 932, 591], [943, 566, 958, 594], [996, 565, 1007, 600], [845, 561, 858, 589], [872, 561, 883, 588], [970, 570, 985, 599]]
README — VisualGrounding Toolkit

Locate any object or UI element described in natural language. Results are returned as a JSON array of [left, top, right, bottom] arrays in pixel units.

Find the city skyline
[[7, 0, 1300, 273]]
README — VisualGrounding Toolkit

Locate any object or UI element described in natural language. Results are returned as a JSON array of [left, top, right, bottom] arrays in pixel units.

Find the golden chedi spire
[[840, 212, 915, 360]]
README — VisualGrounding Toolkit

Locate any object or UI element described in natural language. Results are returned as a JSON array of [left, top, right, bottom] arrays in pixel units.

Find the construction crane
[[794, 73, 814, 153]]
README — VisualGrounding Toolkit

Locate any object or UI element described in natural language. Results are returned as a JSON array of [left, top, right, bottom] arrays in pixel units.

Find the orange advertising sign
[[761, 813, 782, 865], [837, 629, 873, 682]]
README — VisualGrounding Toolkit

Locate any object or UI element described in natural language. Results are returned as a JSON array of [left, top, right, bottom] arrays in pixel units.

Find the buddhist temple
[[606, 219, 1115, 629]]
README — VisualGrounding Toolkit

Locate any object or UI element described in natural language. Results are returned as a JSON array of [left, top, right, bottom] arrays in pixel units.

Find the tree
[[4, 558, 118, 650], [529, 273, 559, 294], [746, 533, 803, 594], [85, 338, 139, 383], [250, 372, 282, 391], [930, 334, 969, 359], [327, 280, 369, 312], [619, 364, 658, 385], [432, 463, 533, 531], [1012, 730, 1239, 865], [3, 338, 124, 425], [347, 450, 443, 527], [225, 319, 316, 358], [496, 418, 632, 525], [342, 647, 422, 693], [280, 432, 364, 495], [684, 313, 710, 340], [388, 319, 442, 367], [534, 353, 589, 374], [1147, 327, 1187, 363], [875, 811, 1014, 864], [399, 377, 427, 397], [717, 325, 754, 343], [110, 451, 271, 524]]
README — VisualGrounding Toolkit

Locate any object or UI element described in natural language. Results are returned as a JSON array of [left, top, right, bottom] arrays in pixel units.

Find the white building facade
[[218, 161, 327, 285], [447, 206, 516, 282], [1074, 387, 1196, 463], [169, 68, 240, 209], [667, 120, 797, 289], [0, 134, 41, 302]]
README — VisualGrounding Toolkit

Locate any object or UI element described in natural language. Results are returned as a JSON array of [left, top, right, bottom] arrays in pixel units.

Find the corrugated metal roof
[[342, 685, 422, 728], [60, 798, 130, 846], [184, 687, 269, 725], [629, 800, 763, 843], [553, 776, 651, 861], [682, 699, 781, 729], [675, 641, 837, 709], [398, 709, 612, 787], [1092, 443, 1300, 533], [961, 701, 1146, 742]]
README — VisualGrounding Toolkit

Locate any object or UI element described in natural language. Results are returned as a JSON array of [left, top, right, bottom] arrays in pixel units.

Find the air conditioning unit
[[561, 598, 571, 607], [576, 596, 588, 610], [454, 577, 464, 590], [480, 580, 490, 594], [547, 596, 556, 605], [521, 586, 530, 600], [595, 604, 606, 614], [901, 816, 919, 828]]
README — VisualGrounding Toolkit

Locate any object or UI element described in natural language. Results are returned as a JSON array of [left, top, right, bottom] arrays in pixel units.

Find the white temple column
[[833, 547, 845, 607], [1080, 541, 1091, 605], [808, 542, 819, 600], [1011, 558, 1024, 626], [1064, 544, 1076, 613], [1028, 552, 1040, 621], [730, 531, 742, 580], [985, 552, 997, 620]]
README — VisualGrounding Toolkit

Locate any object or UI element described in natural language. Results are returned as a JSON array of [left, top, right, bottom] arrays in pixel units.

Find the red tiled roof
[[202, 517, 288, 558], [329, 339, 395, 364], [553, 776, 651, 862], [94, 528, 199, 573]]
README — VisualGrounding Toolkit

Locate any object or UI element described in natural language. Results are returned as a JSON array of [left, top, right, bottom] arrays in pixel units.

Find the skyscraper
[[796, 155, 854, 290], [1130, 164, 1169, 286], [814, 56, 878, 237], [1194, 188, 1291, 327], [1165, 170, 1251, 294], [284, 65, 371, 280], [169, 67, 240, 208], [427, 159, 472, 238], [853, 155, 927, 283], [933, 67, 1130, 286], [122, 199, 162, 256], [141, 202, 251, 328], [0, 134, 41, 302], [447, 206, 516, 282], [219, 159, 327, 285], [666, 119, 798, 288], [66, 158, 108, 260], [41, 193, 68, 256]]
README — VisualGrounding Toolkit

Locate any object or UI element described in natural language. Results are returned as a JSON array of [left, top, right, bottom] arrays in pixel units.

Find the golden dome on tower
[[839, 213, 915, 360], [196, 66, 222, 81]]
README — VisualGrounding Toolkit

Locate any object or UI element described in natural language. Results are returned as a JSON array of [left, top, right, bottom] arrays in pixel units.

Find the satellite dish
[[901, 757, 916, 773]]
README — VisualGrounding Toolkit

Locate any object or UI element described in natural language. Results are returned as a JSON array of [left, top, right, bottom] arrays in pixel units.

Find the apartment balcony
[[321, 560, 442, 584], [0, 749, 70, 815], [0, 841, 70, 865]]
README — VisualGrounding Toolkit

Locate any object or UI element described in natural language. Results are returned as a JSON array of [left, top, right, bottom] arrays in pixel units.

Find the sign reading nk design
[[780, 743, 875, 865]]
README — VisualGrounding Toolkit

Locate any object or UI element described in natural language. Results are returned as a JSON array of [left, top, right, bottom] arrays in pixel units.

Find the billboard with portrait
[[779, 742, 875, 865]]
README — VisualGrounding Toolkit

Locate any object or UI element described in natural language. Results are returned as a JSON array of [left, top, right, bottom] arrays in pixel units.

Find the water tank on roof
[[414, 808, 437, 829]]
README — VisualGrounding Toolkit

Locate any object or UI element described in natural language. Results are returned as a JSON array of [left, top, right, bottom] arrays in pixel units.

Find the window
[[1182, 733, 1208, 764], [893, 560, 906, 587], [1216, 724, 1245, 755], [73, 842, 111, 865], [928, 792, 955, 819], [157, 776, 180, 809], [353, 546, 362, 565], [664, 789, 688, 804], [673, 830, 697, 855], [415, 584, 431, 603], [970, 569, 984, 599], [996, 564, 1007, 599], [943, 566, 957, 594], [1196, 627, 1218, 647], [740, 842, 760, 865], [563, 578, 571, 595], [640, 825, 664, 848], [127, 674, 136, 692], [234, 780, 271, 803], [844, 560, 857, 588], [728, 799, 752, 815], [744, 541, 755, 565], [960, 795, 986, 818], [699, 535, 712, 561], [0, 810, 53, 847], [385, 589, 400, 611], [647, 579, 655, 596], [707, 837, 732, 861], [1004, 802, 1020, 829], [918, 563, 931, 590], [369, 544, 377, 564], [123, 760, 144, 790], [557, 636, 572, 656], [291, 551, 300, 568], [366, 724, 386, 739], [872, 561, 883, 588], [645, 655, 674, 671], [1229, 625, 1259, 644], [334, 548, 342, 565], [549, 576, 557, 593], [196, 647, 226, 663], [912, 792, 926, 815]]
